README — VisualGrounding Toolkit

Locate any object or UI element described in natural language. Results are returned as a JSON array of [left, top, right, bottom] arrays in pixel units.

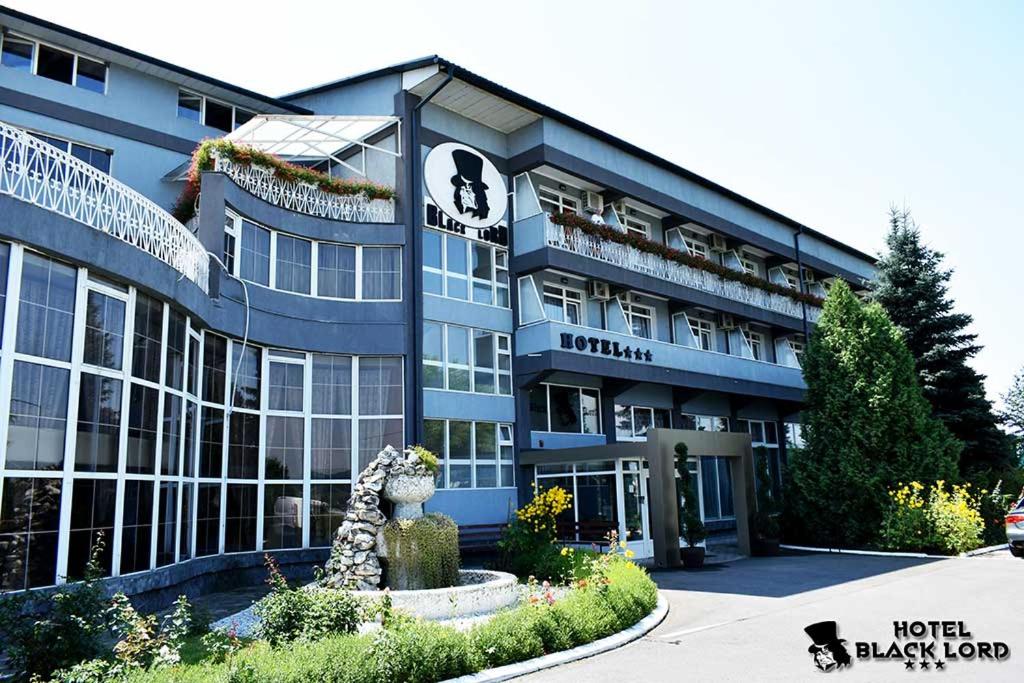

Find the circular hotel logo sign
[[424, 142, 507, 229]]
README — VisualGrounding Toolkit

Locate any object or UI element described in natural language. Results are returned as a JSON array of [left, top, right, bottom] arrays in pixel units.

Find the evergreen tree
[[1002, 368, 1024, 466], [870, 208, 1013, 473], [786, 281, 959, 547]]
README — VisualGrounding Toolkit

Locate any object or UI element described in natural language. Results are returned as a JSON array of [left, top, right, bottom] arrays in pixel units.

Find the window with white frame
[[423, 419, 514, 489], [29, 132, 111, 174], [1, 33, 107, 93], [787, 338, 805, 365], [739, 419, 782, 500], [177, 89, 255, 132], [422, 229, 509, 307], [0, 241, 405, 590], [529, 383, 601, 435], [537, 186, 580, 215], [782, 268, 800, 289], [743, 327, 765, 361], [422, 321, 511, 395], [623, 302, 654, 339], [687, 316, 716, 351], [666, 227, 711, 259], [679, 414, 730, 432], [614, 405, 671, 441], [738, 253, 760, 277], [542, 284, 583, 325], [225, 212, 400, 300], [620, 215, 650, 239]]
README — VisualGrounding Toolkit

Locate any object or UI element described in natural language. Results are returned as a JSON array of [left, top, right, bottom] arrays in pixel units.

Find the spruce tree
[[786, 281, 959, 547], [871, 208, 1013, 473], [1002, 368, 1024, 465]]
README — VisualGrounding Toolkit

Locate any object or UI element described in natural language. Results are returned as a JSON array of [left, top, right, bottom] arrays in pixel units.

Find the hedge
[[124, 559, 657, 683]]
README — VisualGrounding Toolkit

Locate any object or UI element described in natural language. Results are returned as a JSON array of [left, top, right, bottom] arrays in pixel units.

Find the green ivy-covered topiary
[[381, 513, 459, 590]]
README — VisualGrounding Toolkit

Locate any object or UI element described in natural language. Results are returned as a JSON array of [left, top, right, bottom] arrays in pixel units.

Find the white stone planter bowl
[[384, 474, 435, 519]]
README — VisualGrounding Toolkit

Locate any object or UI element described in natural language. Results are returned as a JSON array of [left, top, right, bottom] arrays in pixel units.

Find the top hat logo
[[450, 148, 490, 220], [804, 621, 852, 672]]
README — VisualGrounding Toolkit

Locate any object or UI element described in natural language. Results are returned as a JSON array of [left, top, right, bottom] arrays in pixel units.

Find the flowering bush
[[548, 211, 824, 307], [496, 486, 574, 581], [880, 481, 984, 554], [516, 485, 573, 538]]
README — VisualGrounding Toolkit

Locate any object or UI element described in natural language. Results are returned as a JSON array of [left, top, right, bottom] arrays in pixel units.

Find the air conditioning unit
[[615, 291, 632, 304], [801, 267, 816, 283], [709, 233, 728, 252], [582, 190, 604, 215], [588, 280, 611, 300], [719, 313, 736, 330], [612, 200, 627, 214]]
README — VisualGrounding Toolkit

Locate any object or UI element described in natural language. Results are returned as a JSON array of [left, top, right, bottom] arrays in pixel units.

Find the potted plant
[[383, 446, 440, 520], [750, 447, 782, 556], [675, 443, 708, 568]]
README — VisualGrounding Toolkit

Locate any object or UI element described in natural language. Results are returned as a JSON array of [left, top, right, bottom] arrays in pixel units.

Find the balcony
[[516, 320, 806, 396], [515, 212, 820, 323], [213, 154, 395, 223], [0, 121, 209, 292]]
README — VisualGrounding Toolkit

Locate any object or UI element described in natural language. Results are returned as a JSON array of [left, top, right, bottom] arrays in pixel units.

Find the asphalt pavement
[[519, 548, 1022, 682]]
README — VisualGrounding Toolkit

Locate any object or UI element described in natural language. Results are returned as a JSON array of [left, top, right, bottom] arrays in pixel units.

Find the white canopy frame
[[226, 114, 402, 178]]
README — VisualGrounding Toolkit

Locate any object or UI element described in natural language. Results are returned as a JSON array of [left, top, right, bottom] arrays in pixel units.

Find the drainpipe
[[409, 65, 454, 443], [793, 227, 810, 340]]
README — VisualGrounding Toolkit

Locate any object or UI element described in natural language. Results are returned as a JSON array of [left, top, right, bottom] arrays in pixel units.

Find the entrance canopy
[[226, 115, 402, 177]]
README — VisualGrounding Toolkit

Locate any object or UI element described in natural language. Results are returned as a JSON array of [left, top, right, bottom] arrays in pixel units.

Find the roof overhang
[[226, 115, 401, 177], [408, 67, 541, 134]]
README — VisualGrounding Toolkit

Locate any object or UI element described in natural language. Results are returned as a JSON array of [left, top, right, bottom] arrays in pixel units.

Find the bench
[[458, 523, 508, 552]]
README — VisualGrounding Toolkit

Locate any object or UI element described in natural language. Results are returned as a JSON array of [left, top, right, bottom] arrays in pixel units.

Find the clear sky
[[21, 0, 1024, 404]]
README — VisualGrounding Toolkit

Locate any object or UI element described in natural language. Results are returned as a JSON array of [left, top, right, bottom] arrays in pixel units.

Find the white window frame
[[623, 301, 655, 339], [738, 254, 760, 278], [687, 316, 716, 352], [621, 215, 650, 239], [1, 33, 108, 94], [428, 419, 515, 489], [542, 283, 585, 325], [532, 382, 602, 435], [538, 186, 581, 215], [225, 211, 400, 302], [423, 322, 512, 396], [177, 88, 255, 131], [787, 338, 805, 365], [743, 327, 765, 361], [423, 229, 509, 308]]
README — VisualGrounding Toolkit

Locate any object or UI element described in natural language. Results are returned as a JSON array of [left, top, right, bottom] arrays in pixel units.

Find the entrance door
[[618, 459, 653, 557]]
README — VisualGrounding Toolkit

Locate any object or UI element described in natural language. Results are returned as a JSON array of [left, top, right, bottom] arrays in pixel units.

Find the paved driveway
[[521, 549, 1021, 682]]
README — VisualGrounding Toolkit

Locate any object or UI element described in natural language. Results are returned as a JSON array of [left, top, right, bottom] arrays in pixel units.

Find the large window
[[538, 186, 580, 215], [0, 242, 406, 589], [622, 302, 654, 339], [742, 327, 766, 361], [226, 212, 400, 300], [1, 34, 107, 93], [542, 284, 583, 325], [423, 419, 513, 489], [535, 461, 617, 543], [687, 316, 716, 352], [29, 133, 112, 174], [679, 414, 730, 432], [177, 89, 255, 132], [529, 383, 601, 435], [614, 405, 670, 441], [699, 456, 734, 521], [422, 322, 511, 395], [422, 230, 508, 307]]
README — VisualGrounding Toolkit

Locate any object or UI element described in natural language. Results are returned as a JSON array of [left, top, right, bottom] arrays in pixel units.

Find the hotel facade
[[0, 8, 875, 595]]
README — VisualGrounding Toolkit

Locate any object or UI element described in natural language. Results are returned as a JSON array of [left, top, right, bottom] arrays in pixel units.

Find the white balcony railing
[[0, 121, 209, 293], [544, 217, 820, 322], [214, 155, 395, 223]]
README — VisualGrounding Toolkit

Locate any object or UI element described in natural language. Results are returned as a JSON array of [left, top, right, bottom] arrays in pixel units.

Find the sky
[[22, 0, 1024, 404]]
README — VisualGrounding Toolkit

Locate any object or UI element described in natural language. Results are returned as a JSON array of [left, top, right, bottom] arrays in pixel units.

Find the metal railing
[[544, 217, 820, 322], [214, 155, 395, 223], [0, 121, 209, 293]]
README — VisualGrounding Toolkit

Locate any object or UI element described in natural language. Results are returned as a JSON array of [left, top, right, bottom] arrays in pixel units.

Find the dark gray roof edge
[[0, 6, 312, 115], [285, 55, 876, 266]]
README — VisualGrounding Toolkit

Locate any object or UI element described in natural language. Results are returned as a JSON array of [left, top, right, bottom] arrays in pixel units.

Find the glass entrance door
[[618, 459, 653, 557]]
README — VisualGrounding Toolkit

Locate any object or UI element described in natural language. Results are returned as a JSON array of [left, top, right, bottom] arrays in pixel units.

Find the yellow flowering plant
[[880, 480, 984, 554]]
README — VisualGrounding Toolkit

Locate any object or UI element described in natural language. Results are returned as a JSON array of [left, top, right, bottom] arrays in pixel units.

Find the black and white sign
[[560, 332, 654, 363], [424, 142, 507, 230]]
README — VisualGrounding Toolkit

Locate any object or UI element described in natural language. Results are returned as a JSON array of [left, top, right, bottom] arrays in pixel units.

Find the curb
[[963, 543, 1008, 557], [779, 544, 951, 559], [444, 594, 670, 683]]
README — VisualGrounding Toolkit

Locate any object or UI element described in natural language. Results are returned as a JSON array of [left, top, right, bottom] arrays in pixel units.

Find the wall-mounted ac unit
[[719, 313, 736, 330], [582, 191, 604, 215], [709, 233, 728, 252], [801, 267, 816, 283], [588, 280, 611, 300], [612, 200, 627, 214]]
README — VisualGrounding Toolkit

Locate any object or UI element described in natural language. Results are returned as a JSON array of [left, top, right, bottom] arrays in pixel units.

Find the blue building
[[0, 8, 875, 596]]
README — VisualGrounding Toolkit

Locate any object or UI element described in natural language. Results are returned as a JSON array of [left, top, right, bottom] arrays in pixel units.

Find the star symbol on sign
[[904, 660, 916, 670], [919, 660, 931, 670], [935, 660, 946, 670]]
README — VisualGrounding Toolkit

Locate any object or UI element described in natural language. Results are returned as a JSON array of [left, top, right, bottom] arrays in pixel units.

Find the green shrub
[[470, 608, 545, 668], [369, 618, 479, 683], [253, 586, 360, 645], [380, 514, 459, 590], [0, 537, 111, 681]]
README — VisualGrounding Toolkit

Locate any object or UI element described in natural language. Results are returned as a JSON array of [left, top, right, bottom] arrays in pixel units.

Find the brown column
[[643, 435, 681, 569]]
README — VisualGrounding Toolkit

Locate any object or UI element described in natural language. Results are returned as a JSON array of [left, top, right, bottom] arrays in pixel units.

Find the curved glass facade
[[0, 242, 403, 590]]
